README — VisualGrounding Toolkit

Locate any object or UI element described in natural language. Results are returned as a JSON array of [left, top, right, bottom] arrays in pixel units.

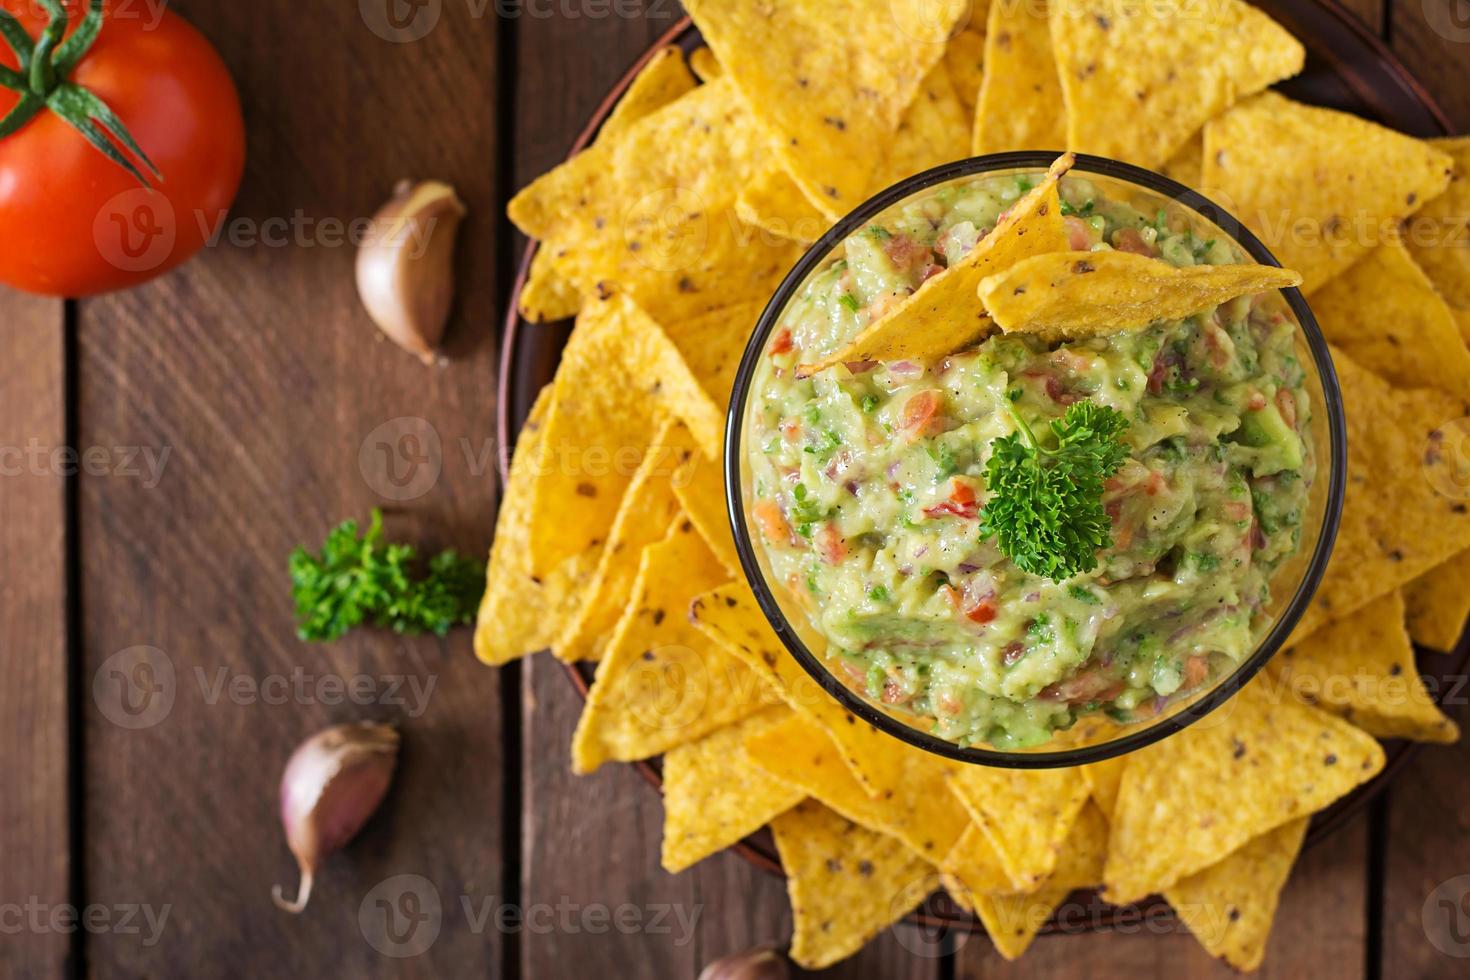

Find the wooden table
[[3, 1, 1468, 977]]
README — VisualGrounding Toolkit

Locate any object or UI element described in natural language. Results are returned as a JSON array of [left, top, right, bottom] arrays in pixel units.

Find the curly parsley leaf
[[289, 510, 486, 642], [978, 400, 1130, 581]]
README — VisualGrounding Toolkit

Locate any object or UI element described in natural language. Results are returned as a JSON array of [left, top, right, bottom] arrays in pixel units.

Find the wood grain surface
[[0, 1, 1467, 978]]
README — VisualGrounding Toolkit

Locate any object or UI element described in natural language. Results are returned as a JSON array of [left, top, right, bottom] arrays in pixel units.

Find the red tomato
[[0, 0, 245, 295]]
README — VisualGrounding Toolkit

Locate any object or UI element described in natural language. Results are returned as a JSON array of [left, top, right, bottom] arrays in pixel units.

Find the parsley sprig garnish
[[289, 510, 485, 642], [978, 400, 1130, 581]]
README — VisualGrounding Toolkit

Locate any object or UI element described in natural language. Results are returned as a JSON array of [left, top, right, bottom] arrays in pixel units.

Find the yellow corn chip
[[660, 706, 805, 872], [1456, 308, 1470, 346], [1202, 92, 1453, 293], [744, 711, 968, 863], [528, 295, 722, 574], [1164, 818, 1309, 973], [1406, 136, 1470, 311], [664, 298, 766, 410], [979, 250, 1301, 338], [944, 26, 986, 121], [735, 164, 830, 246], [1080, 756, 1127, 821], [1271, 591, 1459, 744], [508, 78, 800, 326], [1405, 548, 1470, 651], [517, 46, 700, 324], [1162, 135, 1204, 189], [571, 518, 773, 773], [1292, 347, 1470, 638], [672, 447, 740, 576], [1309, 239, 1470, 399], [948, 765, 1090, 891], [970, 803, 1108, 960], [552, 418, 689, 663], [973, 0, 1064, 155], [1103, 676, 1384, 904], [872, 59, 970, 193], [689, 580, 905, 796], [1050, 0, 1303, 171], [939, 824, 1015, 903], [685, 0, 969, 219], [771, 800, 934, 970], [804, 154, 1074, 372], [475, 386, 603, 665], [688, 46, 720, 82]]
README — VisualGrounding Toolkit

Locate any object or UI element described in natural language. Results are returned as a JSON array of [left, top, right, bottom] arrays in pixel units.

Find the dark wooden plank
[[0, 295, 69, 980], [1391, 0, 1470, 129], [76, 0, 504, 975]]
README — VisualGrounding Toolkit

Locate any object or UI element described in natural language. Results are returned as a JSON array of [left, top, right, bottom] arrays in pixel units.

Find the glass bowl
[[723, 151, 1347, 768]]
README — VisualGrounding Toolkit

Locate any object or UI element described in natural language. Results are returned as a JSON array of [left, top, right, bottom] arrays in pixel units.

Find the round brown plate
[[497, 0, 1468, 936]]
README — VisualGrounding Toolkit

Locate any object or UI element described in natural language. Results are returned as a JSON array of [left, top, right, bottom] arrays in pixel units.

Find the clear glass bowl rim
[[722, 150, 1349, 769]]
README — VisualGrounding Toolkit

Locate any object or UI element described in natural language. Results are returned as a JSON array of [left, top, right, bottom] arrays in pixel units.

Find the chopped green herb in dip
[[747, 172, 1313, 749]]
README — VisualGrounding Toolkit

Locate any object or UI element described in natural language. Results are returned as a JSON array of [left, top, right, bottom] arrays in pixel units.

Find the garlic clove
[[355, 180, 467, 365], [272, 722, 400, 913], [696, 947, 791, 980]]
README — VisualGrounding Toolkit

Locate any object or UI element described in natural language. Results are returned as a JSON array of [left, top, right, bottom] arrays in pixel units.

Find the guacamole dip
[[747, 172, 1313, 749]]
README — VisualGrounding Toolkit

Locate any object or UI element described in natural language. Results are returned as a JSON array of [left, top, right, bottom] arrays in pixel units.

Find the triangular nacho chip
[[685, 0, 969, 219], [1271, 591, 1459, 744], [688, 580, 905, 796], [1080, 756, 1128, 821], [1309, 239, 1470, 399], [979, 250, 1301, 337], [944, 25, 986, 121], [973, 0, 1064, 155], [1405, 548, 1470, 652], [671, 447, 740, 576], [688, 45, 720, 82], [948, 765, 1090, 892], [803, 154, 1075, 372], [552, 418, 689, 663], [475, 386, 603, 665], [1202, 92, 1453, 293], [1292, 347, 1470, 638], [570, 518, 773, 773], [1164, 817, 1309, 973], [871, 57, 970, 193], [1103, 676, 1383, 903], [1050, 0, 1303, 171], [1162, 134, 1204, 189], [663, 299, 767, 411], [734, 163, 829, 246], [1406, 136, 1470, 311], [939, 824, 1015, 902], [771, 800, 935, 970], [660, 706, 805, 872], [744, 711, 968, 863]]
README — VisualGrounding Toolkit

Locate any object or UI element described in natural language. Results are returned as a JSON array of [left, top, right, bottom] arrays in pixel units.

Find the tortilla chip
[[516, 46, 700, 324], [1080, 757, 1127, 821], [1406, 136, 1470, 311], [771, 800, 935, 970], [969, 803, 1109, 960], [1456, 308, 1470, 346], [948, 765, 1090, 892], [688, 46, 720, 82], [527, 294, 723, 574], [664, 298, 766, 410], [1405, 548, 1470, 651], [803, 154, 1074, 372], [1164, 818, 1309, 972], [475, 387, 603, 665], [979, 250, 1301, 338], [508, 77, 800, 326], [660, 706, 805, 872], [552, 418, 689, 662], [671, 447, 740, 576], [1271, 591, 1459, 744], [1163, 135, 1204, 189], [689, 580, 905, 796], [1050, 0, 1302, 171], [1103, 676, 1384, 903], [685, 0, 968, 219], [570, 518, 774, 773], [973, 0, 1064, 155], [1292, 347, 1470, 638], [1201, 92, 1453, 293], [1309, 239, 1470, 399], [744, 711, 968, 862], [944, 26, 986, 121], [735, 164, 830, 246], [940, 824, 1019, 904], [873, 59, 970, 192]]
